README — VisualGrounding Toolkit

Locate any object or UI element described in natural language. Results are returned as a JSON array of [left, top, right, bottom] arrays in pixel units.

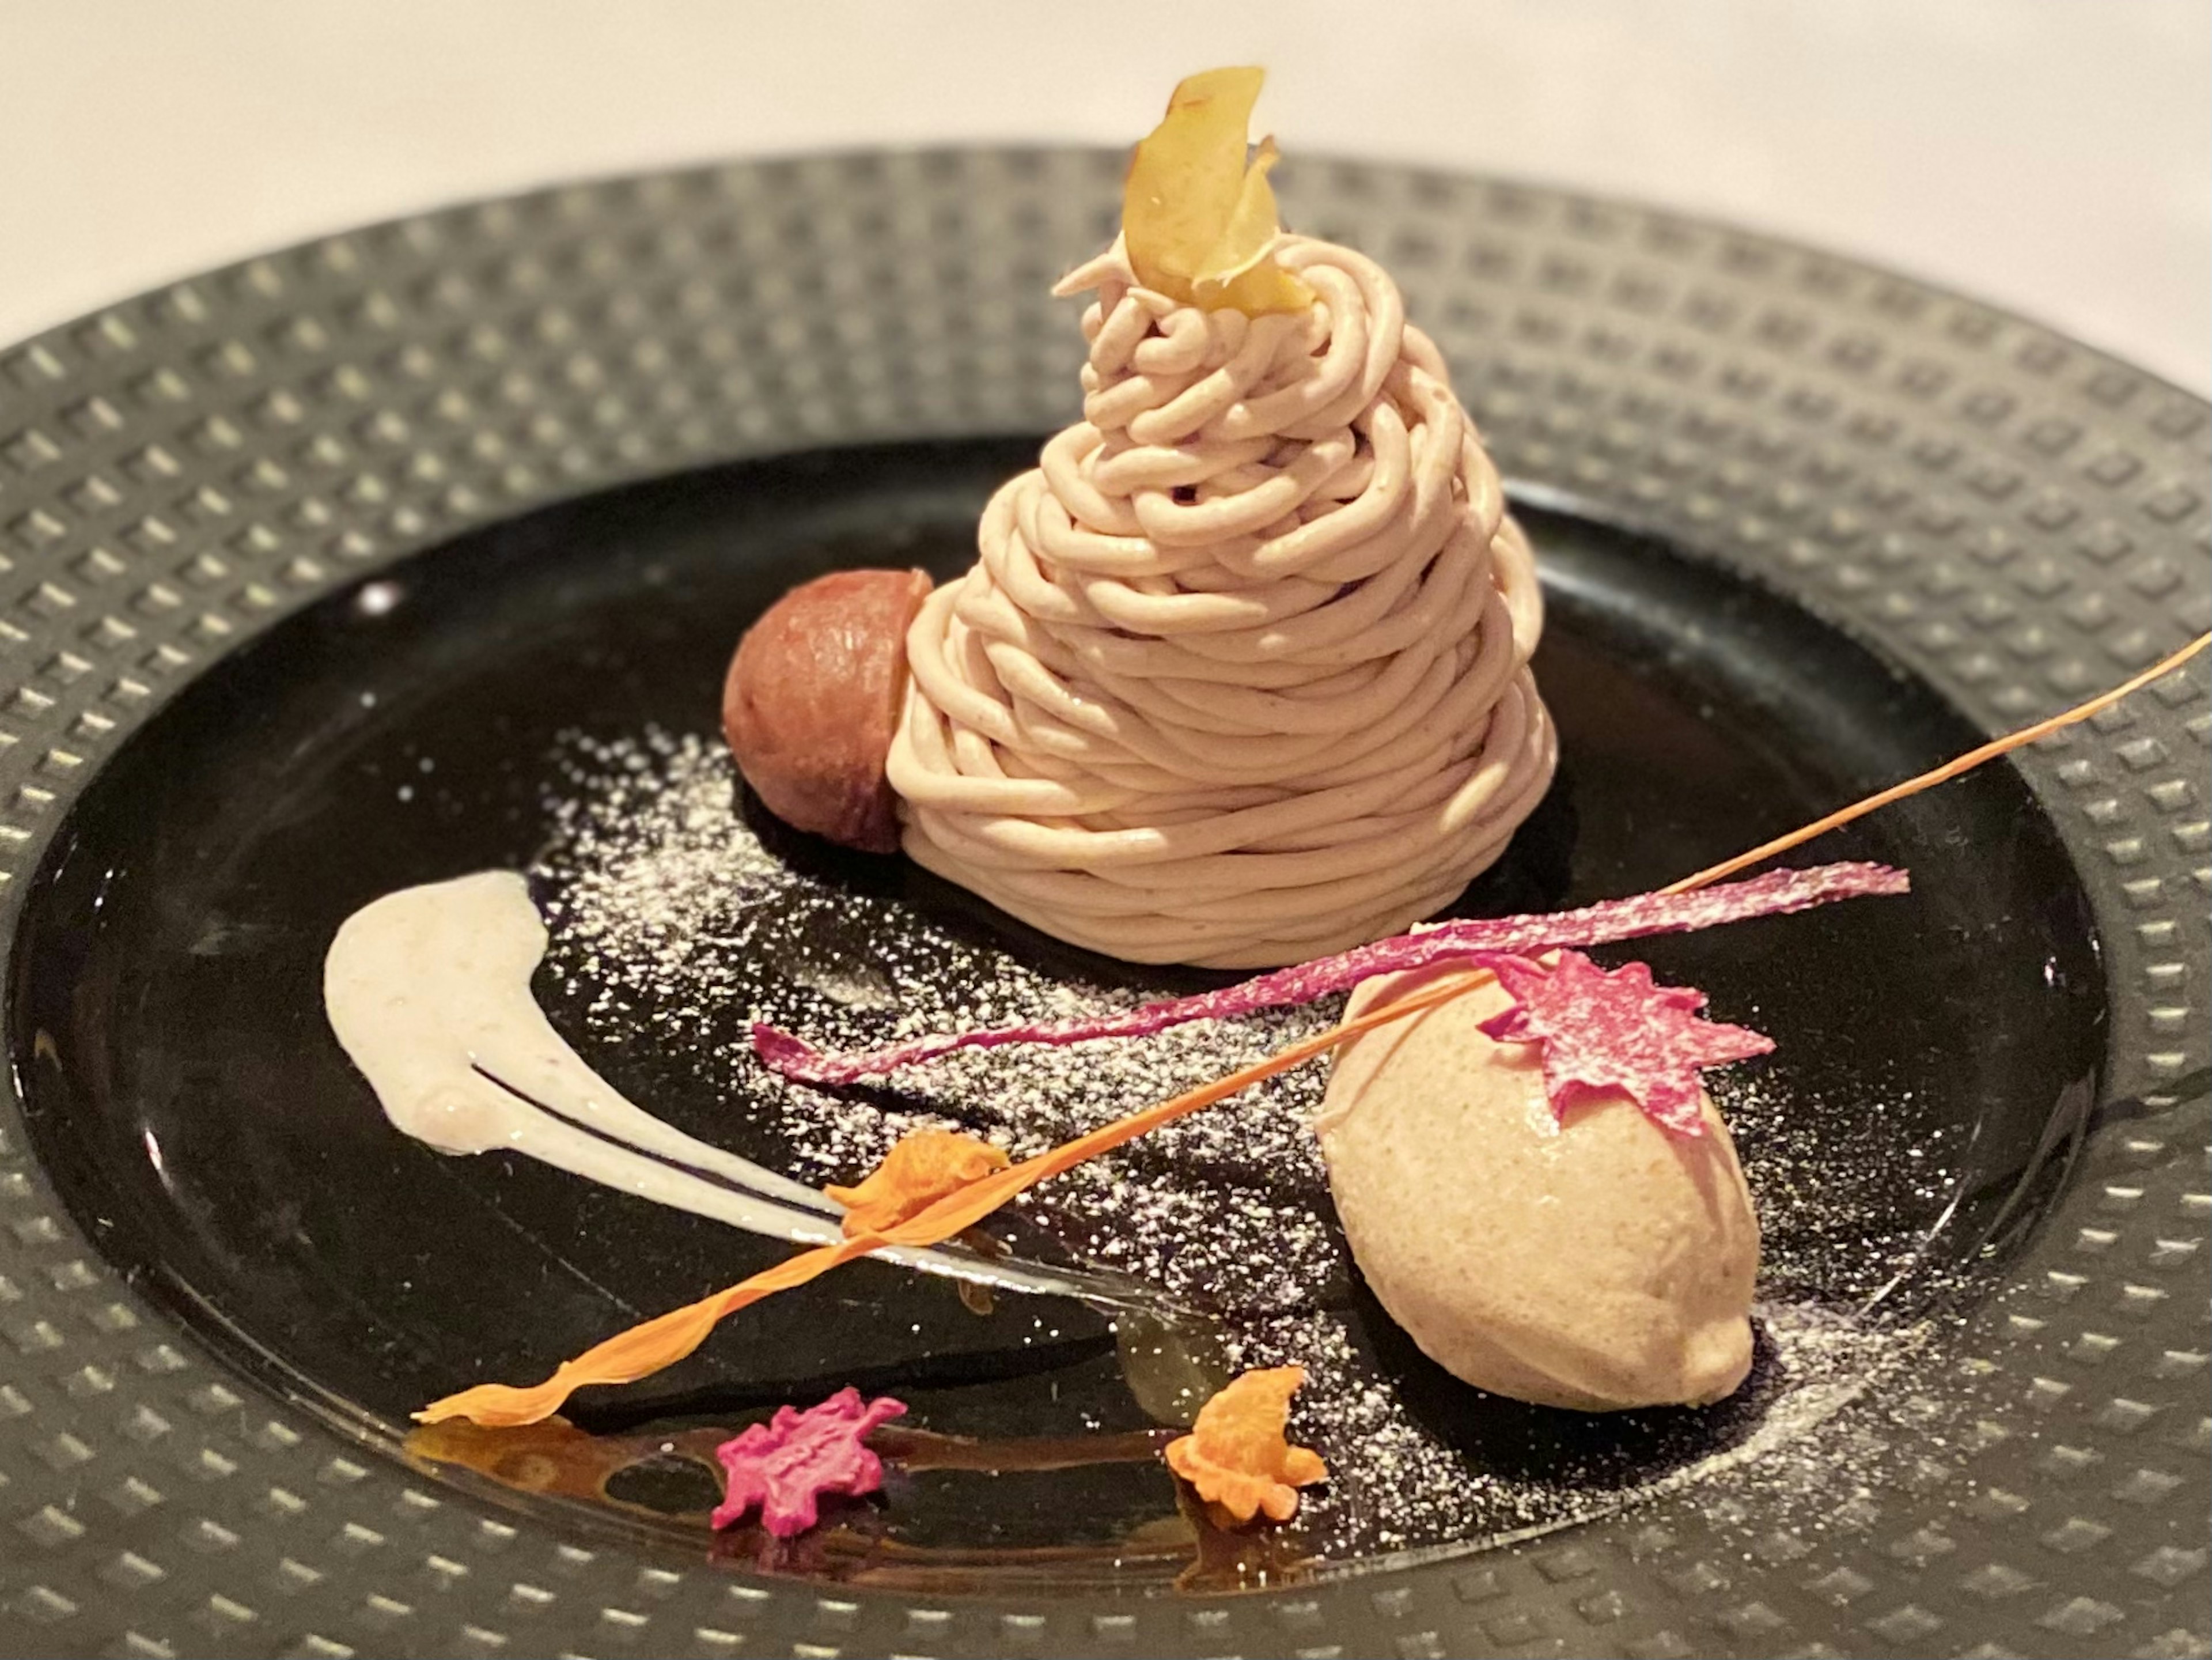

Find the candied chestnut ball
[[720, 568, 932, 853]]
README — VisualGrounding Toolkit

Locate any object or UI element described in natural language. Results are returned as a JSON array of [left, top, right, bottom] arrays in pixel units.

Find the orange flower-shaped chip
[[1165, 1366, 1327, 1524], [825, 1130, 1012, 1237]]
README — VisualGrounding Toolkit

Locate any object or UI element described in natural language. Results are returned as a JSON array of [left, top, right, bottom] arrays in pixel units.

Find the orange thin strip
[[421, 633, 2208, 1426], [416, 1233, 886, 1426], [415, 969, 1486, 1427], [1664, 631, 2209, 895]]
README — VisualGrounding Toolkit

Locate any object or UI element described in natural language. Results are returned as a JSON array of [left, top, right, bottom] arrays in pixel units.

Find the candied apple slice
[[1124, 67, 1312, 315]]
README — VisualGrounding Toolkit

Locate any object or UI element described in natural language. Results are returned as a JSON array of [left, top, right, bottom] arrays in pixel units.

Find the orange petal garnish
[[414, 636, 2208, 1431], [1123, 67, 1312, 315], [1165, 1366, 1327, 1524], [825, 1129, 1011, 1236]]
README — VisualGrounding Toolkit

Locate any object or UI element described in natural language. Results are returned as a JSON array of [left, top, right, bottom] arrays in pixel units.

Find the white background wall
[[3, 1, 2206, 392]]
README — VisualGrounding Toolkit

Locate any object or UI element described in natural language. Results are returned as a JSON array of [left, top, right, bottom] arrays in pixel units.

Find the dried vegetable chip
[[825, 1129, 1010, 1235], [1165, 1366, 1327, 1523], [711, 1387, 907, 1537], [752, 863, 1904, 1084]]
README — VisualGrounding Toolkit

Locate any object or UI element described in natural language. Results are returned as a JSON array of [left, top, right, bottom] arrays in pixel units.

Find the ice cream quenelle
[[1317, 965, 1759, 1412], [721, 67, 1555, 968]]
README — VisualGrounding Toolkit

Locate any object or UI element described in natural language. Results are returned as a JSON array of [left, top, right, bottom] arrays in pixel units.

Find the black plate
[[0, 152, 2203, 1659], [9, 433, 2108, 1580]]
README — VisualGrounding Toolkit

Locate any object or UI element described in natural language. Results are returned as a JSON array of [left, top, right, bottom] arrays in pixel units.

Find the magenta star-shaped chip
[[1479, 951, 1774, 1138], [710, 1387, 907, 1537]]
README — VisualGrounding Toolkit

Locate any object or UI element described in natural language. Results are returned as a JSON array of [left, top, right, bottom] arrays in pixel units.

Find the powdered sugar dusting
[[529, 727, 1950, 1562], [1228, 1299, 1918, 1557], [541, 729, 796, 1027]]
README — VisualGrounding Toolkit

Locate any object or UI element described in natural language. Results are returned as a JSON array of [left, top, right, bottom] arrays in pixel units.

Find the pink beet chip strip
[[752, 862, 1907, 1085], [711, 1387, 907, 1537]]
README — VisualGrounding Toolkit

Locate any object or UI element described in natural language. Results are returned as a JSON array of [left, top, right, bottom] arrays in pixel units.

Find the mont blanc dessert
[[724, 68, 1555, 967]]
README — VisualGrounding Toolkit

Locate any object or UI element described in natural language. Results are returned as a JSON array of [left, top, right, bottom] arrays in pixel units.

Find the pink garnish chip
[[1479, 951, 1775, 1138], [710, 1387, 907, 1537], [752, 863, 1906, 1084]]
